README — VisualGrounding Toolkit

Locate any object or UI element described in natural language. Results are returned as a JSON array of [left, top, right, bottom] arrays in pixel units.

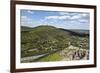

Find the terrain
[[21, 25, 89, 63]]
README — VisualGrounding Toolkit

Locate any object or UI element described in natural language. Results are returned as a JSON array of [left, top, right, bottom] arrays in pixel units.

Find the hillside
[[21, 25, 89, 62], [60, 28, 89, 37], [21, 26, 33, 31]]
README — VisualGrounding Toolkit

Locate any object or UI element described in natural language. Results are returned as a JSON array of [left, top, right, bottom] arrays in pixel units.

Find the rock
[[60, 45, 89, 61]]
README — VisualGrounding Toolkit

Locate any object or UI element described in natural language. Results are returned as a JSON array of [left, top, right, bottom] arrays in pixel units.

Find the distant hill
[[21, 26, 33, 31], [21, 25, 89, 34], [60, 28, 89, 37], [70, 29, 89, 34]]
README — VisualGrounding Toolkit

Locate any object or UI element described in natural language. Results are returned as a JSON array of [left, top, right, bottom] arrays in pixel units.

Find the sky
[[20, 9, 90, 30]]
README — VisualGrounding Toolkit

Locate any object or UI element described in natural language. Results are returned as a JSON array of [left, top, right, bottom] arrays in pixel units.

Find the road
[[21, 53, 48, 62]]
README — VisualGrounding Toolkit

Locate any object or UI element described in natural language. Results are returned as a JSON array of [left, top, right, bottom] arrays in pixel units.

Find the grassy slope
[[21, 25, 89, 61]]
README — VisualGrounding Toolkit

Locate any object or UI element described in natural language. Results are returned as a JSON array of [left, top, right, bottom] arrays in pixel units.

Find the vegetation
[[35, 51, 63, 61], [21, 25, 89, 62]]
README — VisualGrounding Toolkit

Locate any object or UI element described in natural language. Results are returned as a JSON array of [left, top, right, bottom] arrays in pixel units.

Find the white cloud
[[59, 12, 89, 20], [71, 15, 81, 19], [20, 15, 34, 27], [80, 13, 88, 17], [70, 13, 89, 20], [59, 12, 70, 15], [27, 10, 34, 14], [45, 15, 70, 20], [59, 16, 70, 19], [78, 19, 89, 23], [21, 16, 27, 19], [45, 13, 88, 20], [59, 12, 79, 16]]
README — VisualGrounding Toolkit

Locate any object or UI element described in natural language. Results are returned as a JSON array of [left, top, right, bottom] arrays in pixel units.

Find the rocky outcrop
[[60, 45, 89, 61]]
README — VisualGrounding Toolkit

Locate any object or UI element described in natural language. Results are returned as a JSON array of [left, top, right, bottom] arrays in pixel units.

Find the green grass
[[36, 52, 62, 62]]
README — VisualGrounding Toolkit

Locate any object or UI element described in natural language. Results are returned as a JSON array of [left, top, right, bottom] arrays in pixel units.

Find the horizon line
[[21, 25, 89, 30]]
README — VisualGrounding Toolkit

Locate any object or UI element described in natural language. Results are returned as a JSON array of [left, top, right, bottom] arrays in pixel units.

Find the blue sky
[[20, 9, 90, 30]]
